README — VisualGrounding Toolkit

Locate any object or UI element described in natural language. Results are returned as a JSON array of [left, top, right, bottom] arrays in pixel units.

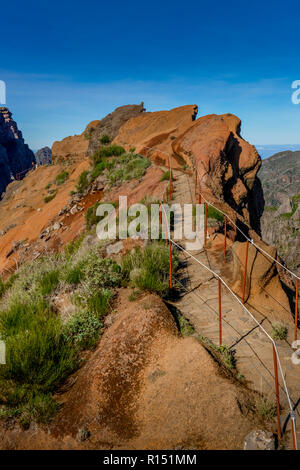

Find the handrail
[[140, 143, 300, 281], [160, 197, 298, 449]]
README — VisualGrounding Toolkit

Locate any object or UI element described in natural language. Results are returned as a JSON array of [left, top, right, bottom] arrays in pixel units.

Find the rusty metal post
[[292, 420, 297, 450], [224, 216, 227, 260], [204, 203, 207, 247], [295, 279, 299, 350], [166, 188, 169, 204], [170, 170, 173, 199], [160, 203, 162, 226], [273, 345, 282, 440], [242, 240, 249, 304], [218, 278, 222, 346], [169, 240, 172, 289], [198, 183, 201, 205]]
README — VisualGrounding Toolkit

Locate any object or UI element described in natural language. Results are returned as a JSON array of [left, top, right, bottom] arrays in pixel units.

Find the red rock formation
[[51, 120, 101, 162], [114, 104, 198, 167], [172, 113, 264, 234]]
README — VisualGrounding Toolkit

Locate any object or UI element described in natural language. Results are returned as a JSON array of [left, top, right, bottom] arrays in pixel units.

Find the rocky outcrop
[[52, 104, 146, 162], [87, 102, 146, 156], [172, 113, 264, 234], [52, 120, 101, 162], [0, 107, 35, 196], [35, 146, 52, 165], [114, 104, 198, 166]]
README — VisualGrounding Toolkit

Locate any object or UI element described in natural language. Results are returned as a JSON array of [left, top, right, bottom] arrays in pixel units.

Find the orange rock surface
[[51, 120, 100, 161], [114, 105, 198, 168]]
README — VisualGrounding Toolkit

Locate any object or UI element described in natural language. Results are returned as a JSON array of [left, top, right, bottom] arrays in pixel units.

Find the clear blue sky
[[1, 0, 300, 150]]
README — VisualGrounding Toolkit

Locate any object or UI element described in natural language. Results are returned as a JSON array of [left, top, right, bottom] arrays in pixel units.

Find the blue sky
[[1, 0, 300, 151]]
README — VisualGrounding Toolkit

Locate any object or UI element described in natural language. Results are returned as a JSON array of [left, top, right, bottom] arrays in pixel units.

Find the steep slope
[[259, 151, 300, 274], [0, 107, 35, 196], [0, 291, 267, 450]]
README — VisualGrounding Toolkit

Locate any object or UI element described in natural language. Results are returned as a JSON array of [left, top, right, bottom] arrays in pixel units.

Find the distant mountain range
[[256, 144, 300, 159], [259, 150, 300, 274]]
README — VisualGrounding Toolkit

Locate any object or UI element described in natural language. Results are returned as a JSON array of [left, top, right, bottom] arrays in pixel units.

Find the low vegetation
[[44, 190, 58, 203], [99, 134, 110, 145], [121, 241, 179, 298], [271, 322, 288, 341], [75, 145, 151, 194], [255, 396, 277, 419], [207, 205, 225, 222], [161, 170, 171, 182], [76, 170, 89, 193], [55, 170, 69, 186], [0, 239, 122, 428], [85, 201, 117, 230]]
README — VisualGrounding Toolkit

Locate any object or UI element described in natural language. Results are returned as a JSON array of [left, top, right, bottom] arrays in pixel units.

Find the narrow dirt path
[[171, 170, 300, 449]]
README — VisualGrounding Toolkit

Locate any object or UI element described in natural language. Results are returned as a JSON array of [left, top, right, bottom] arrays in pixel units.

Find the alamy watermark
[[0, 80, 6, 105], [0, 340, 5, 364], [95, 196, 205, 250], [291, 80, 300, 104]]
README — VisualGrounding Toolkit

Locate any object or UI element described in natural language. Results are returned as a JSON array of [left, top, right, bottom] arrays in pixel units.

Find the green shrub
[[207, 205, 224, 222], [121, 242, 178, 297], [256, 396, 276, 419], [161, 170, 171, 181], [55, 170, 69, 186], [76, 170, 89, 193], [0, 301, 78, 401], [100, 134, 110, 145], [85, 201, 117, 229], [264, 206, 278, 212], [81, 255, 121, 291], [64, 235, 84, 259], [271, 322, 288, 341], [177, 313, 195, 336], [18, 394, 60, 429], [0, 278, 5, 298], [64, 264, 84, 284], [63, 310, 103, 349], [217, 345, 235, 369], [107, 154, 150, 185], [92, 145, 125, 165], [38, 270, 60, 295], [44, 190, 57, 203], [90, 161, 107, 180]]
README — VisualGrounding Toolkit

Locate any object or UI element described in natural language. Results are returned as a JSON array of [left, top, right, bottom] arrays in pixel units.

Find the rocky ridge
[[0, 107, 35, 196]]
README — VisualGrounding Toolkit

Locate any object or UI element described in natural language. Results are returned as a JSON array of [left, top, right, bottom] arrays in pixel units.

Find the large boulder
[[244, 430, 275, 450]]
